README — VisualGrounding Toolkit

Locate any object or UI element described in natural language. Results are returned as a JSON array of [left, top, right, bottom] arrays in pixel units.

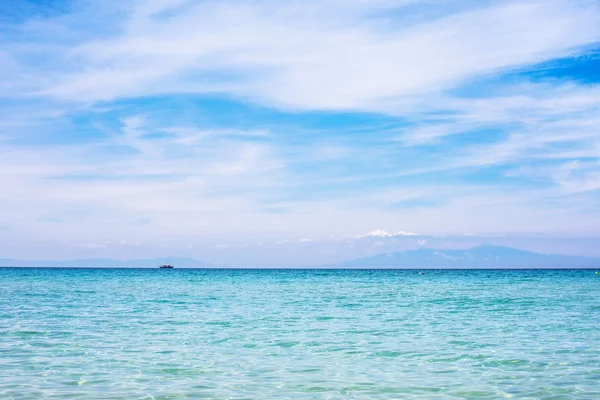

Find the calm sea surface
[[1, 268, 599, 399]]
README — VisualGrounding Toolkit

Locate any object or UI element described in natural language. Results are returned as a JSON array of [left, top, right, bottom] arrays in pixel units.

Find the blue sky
[[1, 0, 600, 265]]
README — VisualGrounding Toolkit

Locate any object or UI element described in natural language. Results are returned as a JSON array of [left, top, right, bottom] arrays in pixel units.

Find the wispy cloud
[[1, 0, 600, 263], [13, 1, 595, 109], [353, 230, 420, 238]]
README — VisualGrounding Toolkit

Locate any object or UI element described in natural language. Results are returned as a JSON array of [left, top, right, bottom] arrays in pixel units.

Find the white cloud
[[2, 0, 600, 262], [354, 229, 420, 238], [10, 0, 596, 112], [275, 238, 314, 245]]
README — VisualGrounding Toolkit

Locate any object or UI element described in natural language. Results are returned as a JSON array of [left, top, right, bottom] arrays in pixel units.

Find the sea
[[1, 268, 599, 399]]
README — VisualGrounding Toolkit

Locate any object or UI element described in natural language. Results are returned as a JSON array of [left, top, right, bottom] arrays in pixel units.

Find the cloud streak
[[21, 1, 596, 110], [0, 0, 600, 263]]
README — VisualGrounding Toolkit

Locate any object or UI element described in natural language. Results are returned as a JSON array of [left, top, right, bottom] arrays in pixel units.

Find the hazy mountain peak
[[328, 246, 598, 269]]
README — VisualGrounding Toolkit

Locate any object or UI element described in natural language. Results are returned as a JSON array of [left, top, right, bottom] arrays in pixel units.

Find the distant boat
[[159, 264, 174, 269]]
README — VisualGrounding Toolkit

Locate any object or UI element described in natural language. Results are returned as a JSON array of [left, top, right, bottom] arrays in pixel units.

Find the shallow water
[[1, 268, 599, 399]]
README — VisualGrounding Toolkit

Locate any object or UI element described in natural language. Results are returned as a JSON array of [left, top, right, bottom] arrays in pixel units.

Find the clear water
[[1, 268, 599, 399]]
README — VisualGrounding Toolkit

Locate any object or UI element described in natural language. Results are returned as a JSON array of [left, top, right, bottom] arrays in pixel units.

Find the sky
[[1, 0, 600, 266]]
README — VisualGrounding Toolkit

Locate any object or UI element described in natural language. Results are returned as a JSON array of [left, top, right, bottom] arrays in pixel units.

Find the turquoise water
[[1, 268, 599, 399]]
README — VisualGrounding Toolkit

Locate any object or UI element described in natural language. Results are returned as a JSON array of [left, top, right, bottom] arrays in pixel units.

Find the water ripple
[[1, 268, 599, 399]]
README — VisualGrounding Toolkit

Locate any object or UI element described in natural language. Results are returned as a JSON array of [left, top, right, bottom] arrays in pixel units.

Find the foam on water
[[1, 268, 599, 399]]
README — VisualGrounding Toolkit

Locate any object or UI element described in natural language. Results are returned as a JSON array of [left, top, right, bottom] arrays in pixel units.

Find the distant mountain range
[[0, 257, 212, 268], [324, 245, 600, 269], [1, 246, 599, 268]]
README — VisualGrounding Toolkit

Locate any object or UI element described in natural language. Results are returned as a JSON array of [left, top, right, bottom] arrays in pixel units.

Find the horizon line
[[1, 266, 599, 271]]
